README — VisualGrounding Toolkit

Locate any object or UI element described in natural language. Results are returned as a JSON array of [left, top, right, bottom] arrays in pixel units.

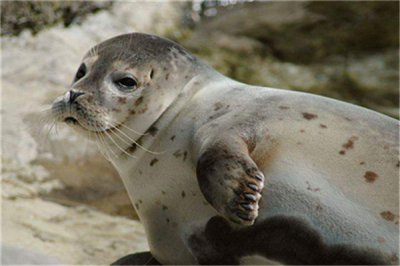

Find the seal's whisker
[[108, 127, 132, 146], [96, 134, 113, 160], [46, 120, 57, 139], [102, 127, 137, 158], [95, 126, 118, 160], [111, 125, 163, 155], [107, 130, 138, 159], [104, 117, 147, 136], [119, 123, 148, 136], [105, 132, 137, 159], [27, 108, 59, 145]]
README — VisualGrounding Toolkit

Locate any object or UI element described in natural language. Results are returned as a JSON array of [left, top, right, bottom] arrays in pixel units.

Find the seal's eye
[[74, 63, 86, 82], [115, 77, 138, 91]]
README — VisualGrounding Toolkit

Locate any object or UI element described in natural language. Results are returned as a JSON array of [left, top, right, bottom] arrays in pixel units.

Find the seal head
[[51, 33, 198, 138]]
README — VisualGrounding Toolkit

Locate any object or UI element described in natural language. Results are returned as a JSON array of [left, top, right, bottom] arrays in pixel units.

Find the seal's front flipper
[[196, 136, 265, 225]]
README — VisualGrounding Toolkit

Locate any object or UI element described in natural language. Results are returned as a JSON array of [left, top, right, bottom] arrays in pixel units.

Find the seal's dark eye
[[74, 63, 86, 82], [116, 77, 137, 90]]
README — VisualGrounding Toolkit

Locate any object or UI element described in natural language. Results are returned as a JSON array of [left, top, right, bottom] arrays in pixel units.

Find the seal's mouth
[[64, 117, 78, 125], [63, 115, 122, 134]]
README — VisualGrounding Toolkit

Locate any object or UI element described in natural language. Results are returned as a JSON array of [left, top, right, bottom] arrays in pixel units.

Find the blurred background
[[1, 1, 399, 264]]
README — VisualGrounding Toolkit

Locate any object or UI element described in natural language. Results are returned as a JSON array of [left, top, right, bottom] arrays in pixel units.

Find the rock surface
[[183, 1, 399, 118], [1, 1, 113, 36], [2, 198, 148, 264]]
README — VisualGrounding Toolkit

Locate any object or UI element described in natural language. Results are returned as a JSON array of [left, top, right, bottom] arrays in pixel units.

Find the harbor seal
[[50, 33, 399, 265]]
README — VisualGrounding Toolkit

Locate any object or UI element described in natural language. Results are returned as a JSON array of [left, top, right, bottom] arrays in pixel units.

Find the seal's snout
[[67, 90, 85, 104]]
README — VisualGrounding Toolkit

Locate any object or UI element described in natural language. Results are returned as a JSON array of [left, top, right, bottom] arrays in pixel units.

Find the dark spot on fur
[[165, 73, 169, 80], [162, 205, 168, 210], [112, 108, 121, 113], [214, 102, 224, 111], [138, 200, 143, 204], [170, 135, 176, 141], [166, 218, 170, 223], [130, 109, 136, 115], [364, 171, 378, 183], [279, 106, 290, 110], [135, 96, 144, 106], [319, 124, 327, 128], [181, 191, 186, 198], [127, 143, 137, 154], [345, 117, 352, 121], [339, 150, 346, 155], [117, 97, 127, 104], [380, 211, 395, 221], [342, 136, 358, 150], [183, 151, 188, 161], [147, 126, 158, 136], [173, 150, 182, 158], [360, 161, 365, 165], [397, 161, 400, 167], [383, 145, 390, 150], [150, 158, 159, 166], [135, 203, 139, 210], [138, 170, 143, 175], [306, 181, 320, 192], [150, 69, 154, 79], [87, 95, 94, 102], [137, 104, 148, 114], [299, 129, 305, 133], [161, 191, 166, 195], [302, 112, 318, 120]]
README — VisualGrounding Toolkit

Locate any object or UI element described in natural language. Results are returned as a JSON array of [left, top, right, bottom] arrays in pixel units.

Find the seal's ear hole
[[150, 69, 154, 79]]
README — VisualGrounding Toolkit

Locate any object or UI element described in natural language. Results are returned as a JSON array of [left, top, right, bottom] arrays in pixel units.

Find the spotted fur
[[51, 33, 399, 265]]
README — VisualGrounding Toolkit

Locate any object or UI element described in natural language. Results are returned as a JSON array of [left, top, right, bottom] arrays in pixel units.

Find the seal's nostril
[[69, 90, 85, 104]]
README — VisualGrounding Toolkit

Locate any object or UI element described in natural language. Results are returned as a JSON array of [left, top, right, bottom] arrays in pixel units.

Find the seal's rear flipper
[[111, 251, 161, 265]]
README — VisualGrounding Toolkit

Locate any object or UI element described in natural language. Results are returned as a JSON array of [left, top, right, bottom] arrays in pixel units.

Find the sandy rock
[[2, 197, 148, 264], [2, 244, 64, 265]]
